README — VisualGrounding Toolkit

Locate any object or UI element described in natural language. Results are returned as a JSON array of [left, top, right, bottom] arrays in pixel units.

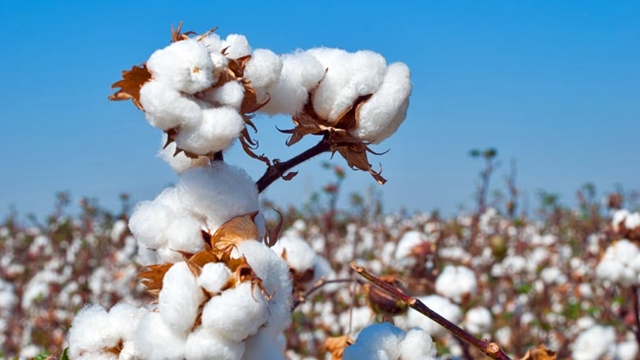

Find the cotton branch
[[350, 262, 513, 360], [256, 134, 332, 193]]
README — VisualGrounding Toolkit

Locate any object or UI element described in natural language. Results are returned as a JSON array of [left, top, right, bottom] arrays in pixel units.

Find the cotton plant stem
[[632, 286, 640, 348], [350, 262, 512, 360], [256, 134, 332, 193]]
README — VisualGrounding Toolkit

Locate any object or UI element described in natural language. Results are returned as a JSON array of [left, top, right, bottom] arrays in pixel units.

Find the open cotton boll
[[311, 50, 386, 123], [435, 265, 477, 302], [140, 80, 202, 131], [147, 39, 214, 94], [352, 62, 411, 144], [244, 330, 287, 360], [184, 326, 245, 360], [271, 234, 317, 273], [128, 200, 174, 250], [398, 328, 438, 360], [201, 32, 224, 54], [260, 51, 325, 115], [394, 230, 428, 261], [159, 262, 206, 335], [572, 325, 616, 360], [68, 305, 118, 358], [244, 49, 283, 103], [158, 136, 209, 173], [222, 34, 252, 59], [177, 163, 259, 232], [234, 240, 293, 333], [175, 106, 245, 155], [198, 262, 232, 295], [202, 80, 245, 110], [108, 302, 150, 342], [407, 295, 462, 337], [463, 306, 493, 335], [155, 187, 187, 216], [201, 282, 269, 342], [343, 322, 405, 360], [134, 311, 186, 360], [166, 216, 205, 254]]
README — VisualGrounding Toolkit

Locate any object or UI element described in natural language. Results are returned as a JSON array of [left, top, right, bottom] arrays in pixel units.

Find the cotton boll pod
[[177, 163, 259, 233], [139, 80, 202, 130], [158, 136, 210, 173], [147, 39, 214, 94], [202, 80, 245, 111], [175, 106, 245, 155], [244, 49, 283, 103], [352, 62, 412, 144], [201, 282, 269, 342], [222, 34, 252, 59], [68, 305, 118, 358], [364, 275, 409, 316], [166, 216, 206, 254], [134, 311, 186, 360], [184, 326, 246, 360], [260, 51, 325, 115], [158, 262, 207, 335]]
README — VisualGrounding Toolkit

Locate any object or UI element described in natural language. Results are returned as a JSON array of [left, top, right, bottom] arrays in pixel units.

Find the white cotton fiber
[[260, 51, 325, 115], [244, 330, 287, 360], [155, 187, 187, 216], [134, 311, 186, 360], [463, 306, 493, 335], [352, 62, 411, 144], [158, 135, 209, 173], [140, 80, 202, 130], [234, 240, 292, 333], [435, 265, 478, 302], [398, 328, 437, 360], [68, 305, 118, 358], [407, 295, 462, 337], [166, 216, 205, 254], [201, 282, 269, 342], [175, 106, 245, 155], [147, 39, 214, 94], [310, 49, 386, 123], [222, 34, 252, 59], [244, 49, 283, 103], [159, 262, 206, 335], [177, 163, 259, 232], [201, 33, 224, 54], [343, 322, 405, 360], [202, 80, 245, 110], [198, 262, 232, 295], [184, 326, 245, 360], [108, 302, 149, 342], [271, 234, 317, 273], [394, 230, 427, 260], [128, 200, 173, 250]]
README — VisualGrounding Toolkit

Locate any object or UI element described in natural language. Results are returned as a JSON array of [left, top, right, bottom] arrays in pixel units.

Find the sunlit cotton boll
[[407, 295, 462, 337], [184, 326, 245, 360], [343, 322, 405, 360], [158, 135, 210, 173], [68, 305, 118, 358], [398, 328, 438, 360], [139, 80, 202, 131], [177, 162, 258, 232], [202, 80, 245, 111], [596, 239, 640, 286], [166, 216, 205, 254], [134, 311, 186, 360], [271, 233, 317, 274], [435, 265, 477, 302], [259, 51, 325, 115], [175, 105, 246, 155], [147, 38, 214, 94], [244, 49, 283, 103], [198, 262, 232, 295], [221, 34, 252, 59], [463, 306, 493, 335], [128, 199, 175, 250], [159, 262, 206, 335], [572, 325, 616, 360], [351, 62, 411, 144]]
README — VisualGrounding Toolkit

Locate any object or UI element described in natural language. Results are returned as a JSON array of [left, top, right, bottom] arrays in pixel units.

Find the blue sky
[[1, 1, 639, 219]]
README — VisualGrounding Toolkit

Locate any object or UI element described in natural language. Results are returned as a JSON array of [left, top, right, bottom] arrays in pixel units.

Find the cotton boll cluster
[[571, 325, 617, 360], [435, 265, 477, 303], [343, 322, 437, 360], [595, 239, 640, 286], [611, 209, 640, 240]]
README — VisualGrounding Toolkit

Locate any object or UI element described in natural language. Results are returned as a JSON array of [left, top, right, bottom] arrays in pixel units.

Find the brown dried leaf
[[520, 345, 557, 360], [325, 335, 354, 360], [108, 65, 152, 110], [138, 263, 173, 294], [210, 212, 260, 252], [282, 171, 298, 181], [264, 208, 284, 247]]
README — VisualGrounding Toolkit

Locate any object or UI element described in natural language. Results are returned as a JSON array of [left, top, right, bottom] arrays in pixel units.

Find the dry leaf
[[325, 335, 354, 360], [108, 65, 152, 109], [520, 345, 557, 360], [209, 211, 259, 252], [138, 263, 173, 295]]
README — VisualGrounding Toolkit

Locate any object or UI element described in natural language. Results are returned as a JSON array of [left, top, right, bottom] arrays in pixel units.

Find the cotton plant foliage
[[67, 24, 422, 360]]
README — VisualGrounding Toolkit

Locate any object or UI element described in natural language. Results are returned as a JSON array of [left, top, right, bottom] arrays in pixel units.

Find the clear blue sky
[[1, 1, 639, 219]]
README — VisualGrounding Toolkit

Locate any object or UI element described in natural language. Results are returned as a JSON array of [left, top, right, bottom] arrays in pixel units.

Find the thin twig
[[291, 278, 356, 311], [632, 286, 640, 348], [256, 134, 332, 193], [350, 262, 512, 360]]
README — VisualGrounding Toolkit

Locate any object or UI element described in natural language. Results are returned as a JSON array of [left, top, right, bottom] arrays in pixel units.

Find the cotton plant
[[67, 24, 417, 359]]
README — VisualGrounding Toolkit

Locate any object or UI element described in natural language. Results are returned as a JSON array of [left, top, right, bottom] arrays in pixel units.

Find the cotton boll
[[139, 80, 202, 130], [260, 51, 325, 115], [612, 209, 630, 232], [201, 32, 224, 54], [198, 262, 232, 295], [394, 230, 428, 262], [463, 307, 493, 335], [222, 34, 252, 59], [398, 328, 437, 360], [271, 234, 317, 274], [159, 262, 206, 335], [147, 39, 214, 94], [234, 240, 293, 333], [128, 200, 174, 250], [352, 62, 411, 144], [201, 282, 269, 342], [625, 212, 640, 229], [435, 265, 477, 302], [155, 187, 187, 216], [108, 303, 149, 342], [68, 305, 118, 358], [134, 311, 186, 360], [159, 135, 210, 173], [210, 52, 230, 85], [572, 325, 616, 360], [175, 106, 245, 155], [307, 48, 351, 122], [166, 216, 205, 254], [177, 163, 259, 232], [184, 326, 246, 360], [202, 80, 245, 110], [407, 295, 462, 337], [343, 322, 404, 360], [617, 335, 639, 360], [244, 49, 283, 103]]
